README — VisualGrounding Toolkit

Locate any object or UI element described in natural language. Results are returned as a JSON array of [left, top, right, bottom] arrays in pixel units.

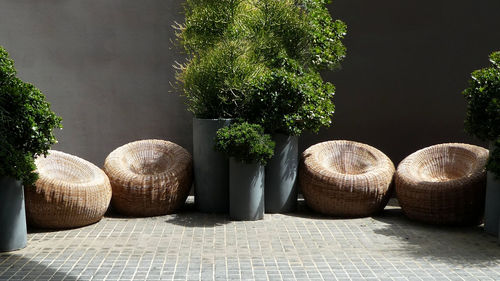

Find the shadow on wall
[[0, 254, 79, 280], [372, 207, 500, 267]]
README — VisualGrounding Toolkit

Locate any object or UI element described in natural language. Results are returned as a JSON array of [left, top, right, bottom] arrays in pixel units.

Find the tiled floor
[[1, 198, 500, 281]]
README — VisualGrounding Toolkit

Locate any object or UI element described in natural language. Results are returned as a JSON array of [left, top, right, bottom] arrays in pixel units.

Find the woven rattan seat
[[25, 150, 112, 229], [104, 139, 193, 216], [299, 140, 395, 217], [396, 143, 488, 225]]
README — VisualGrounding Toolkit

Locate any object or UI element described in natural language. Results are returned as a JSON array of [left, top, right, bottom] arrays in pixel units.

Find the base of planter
[[193, 118, 232, 213], [484, 172, 500, 235], [265, 134, 298, 213], [0, 178, 27, 252], [229, 159, 264, 221]]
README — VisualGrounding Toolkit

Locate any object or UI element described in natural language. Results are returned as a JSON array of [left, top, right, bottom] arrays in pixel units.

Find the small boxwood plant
[[463, 51, 500, 177], [215, 122, 275, 165], [0, 46, 62, 185], [176, 0, 346, 135]]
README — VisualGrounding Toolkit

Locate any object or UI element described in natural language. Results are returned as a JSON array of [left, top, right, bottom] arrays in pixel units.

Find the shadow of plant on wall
[[0, 254, 79, 280], [372, 204, 500, 267]]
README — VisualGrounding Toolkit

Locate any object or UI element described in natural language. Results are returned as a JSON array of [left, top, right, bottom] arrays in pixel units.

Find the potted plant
[[215, 122, 275, 220], [175, 0, 346, 214], [0, 46, 62, 251], [463, 50, 500, 235], [240, 0, 347, 213], [175, 1, 258, 213]]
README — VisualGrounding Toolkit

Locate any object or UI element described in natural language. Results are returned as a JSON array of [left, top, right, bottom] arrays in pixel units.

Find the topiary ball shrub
[[215, 122, 275, 165], [463, 50, 500, 178], [0, 46, 62, 185]]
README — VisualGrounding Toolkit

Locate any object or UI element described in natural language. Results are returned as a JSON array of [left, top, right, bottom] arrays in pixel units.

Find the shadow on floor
[[0, 254, 78, 280], [281, 198, 373, 220], [165, 200, 231, 228], [371, 201, 500, 267], [27, 226, 65, 234], [27, 220, 102, 234]]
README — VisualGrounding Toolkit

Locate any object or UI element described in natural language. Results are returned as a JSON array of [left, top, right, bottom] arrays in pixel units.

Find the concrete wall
[[1, 0, 499, 166]]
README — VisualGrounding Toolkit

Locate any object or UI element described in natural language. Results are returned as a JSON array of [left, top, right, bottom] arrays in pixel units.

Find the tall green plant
[[176, 0, 346, 133], [463, 51, 500, 177], [0, 46, 62, 185]]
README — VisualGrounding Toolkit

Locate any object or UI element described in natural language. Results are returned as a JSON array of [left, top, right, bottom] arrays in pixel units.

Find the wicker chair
[[299, 140, 395, 217], [395, 143, 488, 225], [25, 150, 112, 229], [103, 139, 193, 216]]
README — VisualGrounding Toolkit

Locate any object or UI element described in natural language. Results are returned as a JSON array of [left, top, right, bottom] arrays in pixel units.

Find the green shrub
[[463, 51, 500, 177], [176, 0, 346, 133], [215, 122, 275, 165], [176, 40, 264, 118], [488, 139, 500, 177], [242, 59, 335, 135], [0, 46, 62, 185]]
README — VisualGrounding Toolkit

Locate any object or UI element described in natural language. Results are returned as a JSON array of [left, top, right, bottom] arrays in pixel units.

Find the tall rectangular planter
[[0, 177, 27, 252], [265, 134, 298, 213], [484, 171, 500, 235], [229, 158, 265, 221], [193, 118, 232, 213]]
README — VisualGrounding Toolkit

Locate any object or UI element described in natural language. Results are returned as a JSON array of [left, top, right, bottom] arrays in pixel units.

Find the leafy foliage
[[487, 139, 500, 178], [463, 51, 500, 177], [0, 46, 62, 185], [215, 122, 275, 165], [176, 0, 346, 134], [242, 59, 335, 135], [300, 0, 347, 70]]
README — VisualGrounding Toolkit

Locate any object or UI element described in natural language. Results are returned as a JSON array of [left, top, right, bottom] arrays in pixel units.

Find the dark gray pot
[[265, 134, 298, 213], [0, 177, 27, 252], [484, 171, 500, 235], [193, 118, 232, 213], [229, 158, 265, 221]]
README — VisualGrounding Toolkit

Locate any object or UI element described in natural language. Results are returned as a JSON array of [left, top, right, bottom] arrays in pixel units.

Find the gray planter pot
[[484, 171, 500, 235], [0, 177, 27, 252], [265, 134, 298, 213], [193, 118, 232, 213], [229, 158, 265, 221]]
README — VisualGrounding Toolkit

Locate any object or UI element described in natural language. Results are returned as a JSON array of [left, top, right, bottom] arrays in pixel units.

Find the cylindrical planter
[[229, 158, 265, 221], [484, 142, 500, 235], [193, 118, 232, 213], [0, 177, 27, 252], [265, 134, 298, 213], [485, 171, 500, 235]]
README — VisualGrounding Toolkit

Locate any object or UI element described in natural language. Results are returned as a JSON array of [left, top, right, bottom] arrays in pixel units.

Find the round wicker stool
[[299, 140, 395, 217], [25, 150, 112, 229], [104, 139, 193, 216], [396, 143, 488, 225]]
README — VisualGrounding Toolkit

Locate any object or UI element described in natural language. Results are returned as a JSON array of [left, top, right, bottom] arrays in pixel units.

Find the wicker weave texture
[[395, 143, 488, 225], [103, 139, 193, 217], [25, 150, 112, 229], [299, 140, 395, 217]]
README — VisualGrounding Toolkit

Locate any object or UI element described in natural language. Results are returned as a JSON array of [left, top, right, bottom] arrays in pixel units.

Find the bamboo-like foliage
[[175, 0, 346, 135]]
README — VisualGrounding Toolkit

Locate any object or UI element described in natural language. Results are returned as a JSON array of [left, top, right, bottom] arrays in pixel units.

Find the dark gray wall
[[1, 0, 499, 166], [304, 1, 500, 164]]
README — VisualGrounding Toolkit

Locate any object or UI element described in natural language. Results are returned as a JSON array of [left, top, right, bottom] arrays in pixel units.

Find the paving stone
[[0, 198, 499, 280]]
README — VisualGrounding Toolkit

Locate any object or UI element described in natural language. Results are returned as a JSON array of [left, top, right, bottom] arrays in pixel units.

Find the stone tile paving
[[1, 198, 500, 280]]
